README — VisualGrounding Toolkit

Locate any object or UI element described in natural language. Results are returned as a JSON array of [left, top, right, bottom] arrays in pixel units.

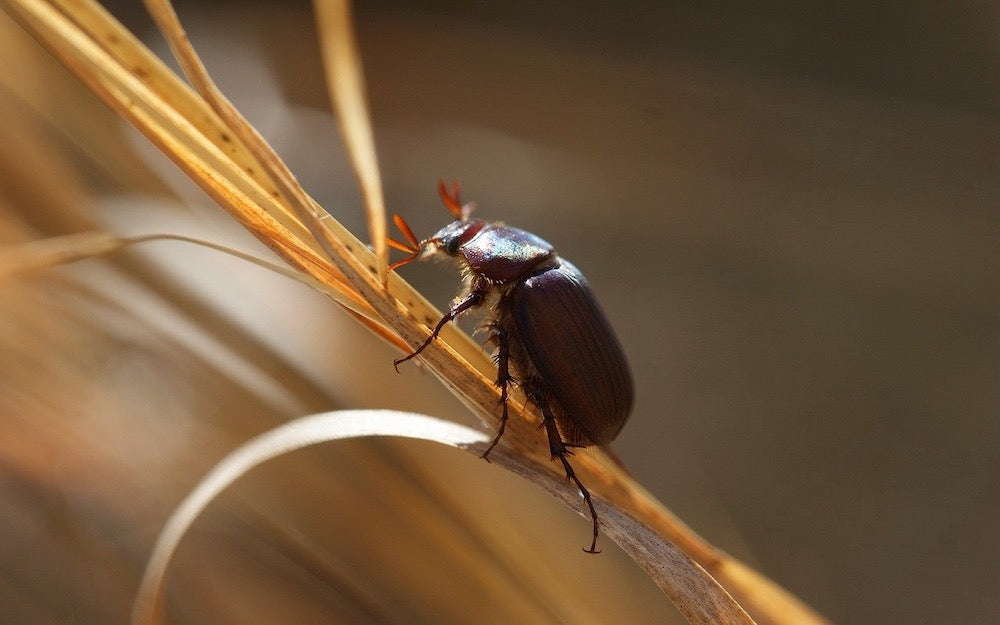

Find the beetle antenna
[[388, 249, 420, 271], [387, 236, 416, 253], [438, 178, 474, 220], [393, 214, 421, 248], [388, 214, 422, 271]]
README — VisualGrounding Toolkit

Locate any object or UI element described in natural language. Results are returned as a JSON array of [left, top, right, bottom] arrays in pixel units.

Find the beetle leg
[[540, 403, 602, 554], [482, 329, 511, 461], [393, 289, 485, 371]]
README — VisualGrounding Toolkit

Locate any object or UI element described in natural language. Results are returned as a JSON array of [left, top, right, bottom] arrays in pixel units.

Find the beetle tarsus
[[541, 403, 601, 554], [481, 412, 506, 462]]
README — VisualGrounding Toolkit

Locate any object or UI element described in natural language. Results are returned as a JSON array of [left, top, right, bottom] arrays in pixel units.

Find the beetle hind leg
[[540, 403, 602, 554]]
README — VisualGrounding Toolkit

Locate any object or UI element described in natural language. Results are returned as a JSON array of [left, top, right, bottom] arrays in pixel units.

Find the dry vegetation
[[9, 2, 993, 625]]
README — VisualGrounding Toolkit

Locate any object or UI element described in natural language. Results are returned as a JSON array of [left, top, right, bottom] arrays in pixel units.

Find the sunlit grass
[[0, 1, 834, 624]]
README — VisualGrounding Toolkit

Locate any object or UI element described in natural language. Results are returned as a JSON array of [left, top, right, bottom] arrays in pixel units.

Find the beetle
[[388, 180, 634, 553]]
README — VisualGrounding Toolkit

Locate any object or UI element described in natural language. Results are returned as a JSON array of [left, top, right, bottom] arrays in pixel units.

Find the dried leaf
[[132, 410, 490, 625], [313, 0, 388, 281], [133, 410, 752, 625]]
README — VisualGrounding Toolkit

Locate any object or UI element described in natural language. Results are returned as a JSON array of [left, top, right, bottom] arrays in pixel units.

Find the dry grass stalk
[[0, 1, 833, 624]]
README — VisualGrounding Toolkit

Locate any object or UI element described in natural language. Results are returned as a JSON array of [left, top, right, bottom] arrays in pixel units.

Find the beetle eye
[[428, 219, 485, 257]]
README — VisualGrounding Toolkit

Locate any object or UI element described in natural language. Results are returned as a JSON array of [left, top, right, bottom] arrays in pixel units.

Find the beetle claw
[[481, 407, 507, 461]]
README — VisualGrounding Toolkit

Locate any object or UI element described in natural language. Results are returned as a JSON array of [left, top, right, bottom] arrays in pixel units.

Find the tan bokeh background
[[2, 2, 997, 624]]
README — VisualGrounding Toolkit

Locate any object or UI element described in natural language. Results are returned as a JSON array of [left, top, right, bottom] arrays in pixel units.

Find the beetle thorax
[[430, 220, 556, 285]]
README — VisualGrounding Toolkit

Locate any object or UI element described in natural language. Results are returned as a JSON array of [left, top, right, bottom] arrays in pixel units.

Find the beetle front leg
[[540, 402, 602, 554], [482, 328, 511, 461], [393, 288, 485, 371]]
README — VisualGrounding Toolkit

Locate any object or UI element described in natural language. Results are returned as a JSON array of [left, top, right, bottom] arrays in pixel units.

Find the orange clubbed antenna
[[387, 213, 422, 271], [438, 179, 473, 220]]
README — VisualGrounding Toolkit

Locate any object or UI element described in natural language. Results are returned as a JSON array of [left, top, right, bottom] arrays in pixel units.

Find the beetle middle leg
[[539, 401, 602, 554], [482, 328, 512, 461]]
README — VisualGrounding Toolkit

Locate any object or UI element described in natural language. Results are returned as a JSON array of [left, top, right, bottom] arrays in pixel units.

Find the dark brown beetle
[[389, 181, 634, 553]]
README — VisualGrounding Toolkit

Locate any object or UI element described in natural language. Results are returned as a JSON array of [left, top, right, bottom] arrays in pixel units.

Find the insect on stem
[[389, 181, 633, 553]]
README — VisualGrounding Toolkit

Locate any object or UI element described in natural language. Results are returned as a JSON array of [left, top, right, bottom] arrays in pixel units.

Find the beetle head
[[388, 179, 481, 270], [427, 218, 486, 257]]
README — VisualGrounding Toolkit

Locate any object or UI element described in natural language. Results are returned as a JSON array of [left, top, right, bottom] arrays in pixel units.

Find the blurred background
[[1, 1, 998, 624]]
